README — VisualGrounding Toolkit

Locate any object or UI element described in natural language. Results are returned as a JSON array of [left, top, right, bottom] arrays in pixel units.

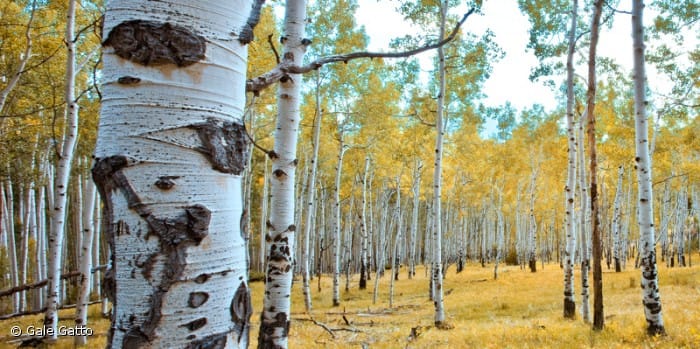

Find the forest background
[[0, 0, 698, 347]]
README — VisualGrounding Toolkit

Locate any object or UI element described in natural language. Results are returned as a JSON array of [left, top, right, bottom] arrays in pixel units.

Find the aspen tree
[[612, 166, 624, 272], [45, 0, 80, 339], [93, 1, 256, 346], [259, 0, 307, 345], [633, 0, 666, 334], [563, 0, 579, 319], [585, 0, 605, 331]]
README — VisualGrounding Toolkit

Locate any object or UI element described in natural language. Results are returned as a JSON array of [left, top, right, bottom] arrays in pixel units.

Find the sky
[[354, 0, 648, 115]]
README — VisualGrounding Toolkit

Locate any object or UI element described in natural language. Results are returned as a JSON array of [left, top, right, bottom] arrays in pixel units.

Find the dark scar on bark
[[258, 311, 289, 347], [92, 156, 213, 344], [103, 20, 205, 67], [238, 0, 266, 45], [155, 176, 180, 190], [188, 292, 210, 308], [184, 333, 227, 349], [191, 118, 249, 175], [181, 318, 207, 331], [230, 282, 252, 343], [92, 156, 135, 346], [118, 76, 141, 84], [240, 209, 248, 240]]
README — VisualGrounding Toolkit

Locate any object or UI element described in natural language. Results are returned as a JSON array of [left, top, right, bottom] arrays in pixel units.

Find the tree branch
[[246, 7, 476, 94], [267, 34, 281, 64]]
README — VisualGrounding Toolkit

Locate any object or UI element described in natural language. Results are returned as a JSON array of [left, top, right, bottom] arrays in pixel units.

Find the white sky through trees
[[355, 0, 690, 131]]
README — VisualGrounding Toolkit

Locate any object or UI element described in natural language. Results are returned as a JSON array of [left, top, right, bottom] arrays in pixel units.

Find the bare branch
[[268, 33, 280, 64], [246, 8, 477, 93]]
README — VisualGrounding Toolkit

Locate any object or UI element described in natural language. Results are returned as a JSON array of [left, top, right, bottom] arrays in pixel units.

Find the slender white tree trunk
[[612, 166, 624, 272], [578, 110, 591, 323], [563, 0, 579, 319], [632, 0, 665, 335], [332, 136, 346, 307], [359, 156, 371, 289], [93, 1, 255, 347], [45, 0, 80, 338], [408, 159, 421, 279], [260, 0, 308, 347], [75, 175, 96, 346], [260, 156, 270, 272], [302, 75, 323, 311], [389, 176, 402, 308], [431, 0, 447, 327], [2, 182, 20, 313]]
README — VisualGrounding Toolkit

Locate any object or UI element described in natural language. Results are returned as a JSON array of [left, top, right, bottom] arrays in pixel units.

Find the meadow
[[1, 261, 698, 348]]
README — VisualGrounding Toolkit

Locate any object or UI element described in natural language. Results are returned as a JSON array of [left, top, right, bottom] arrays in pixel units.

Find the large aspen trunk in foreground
[[93, 1, 254, 347], [632, 0, 665, 336]]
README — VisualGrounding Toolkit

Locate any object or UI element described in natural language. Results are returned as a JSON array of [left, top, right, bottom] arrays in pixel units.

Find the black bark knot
[[104, 20, 205, 67], [185, 333, 228, 349], [194, 119, 249, 175], [118, 76, 141, 84], [155, 176, 180, 190], [188, 292, 210, 308], [186, 204, 211, 242], [182, 317, 208, 331]]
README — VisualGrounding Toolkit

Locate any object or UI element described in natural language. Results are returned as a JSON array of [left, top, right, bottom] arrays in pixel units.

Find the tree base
[[563, 299, 576, 319], [646, 324, 666, 336], [529, 259, 537, 273], [435, 321, 454, 330]]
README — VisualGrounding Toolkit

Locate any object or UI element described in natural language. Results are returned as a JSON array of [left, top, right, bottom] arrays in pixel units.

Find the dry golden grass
[[1, 261, 698, 348]]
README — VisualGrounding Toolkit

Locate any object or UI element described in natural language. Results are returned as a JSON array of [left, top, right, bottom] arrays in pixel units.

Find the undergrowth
[[0, 261, 698, 348]]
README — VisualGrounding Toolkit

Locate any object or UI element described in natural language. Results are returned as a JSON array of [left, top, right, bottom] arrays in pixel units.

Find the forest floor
[[0, 259, 698, 348]]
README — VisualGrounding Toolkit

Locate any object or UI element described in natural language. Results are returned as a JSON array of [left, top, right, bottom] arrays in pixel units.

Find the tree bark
[[302, 73, 323, 311], [259, 0, 308, 347], [93, 1, 254, 347], [431, 0, 448, 328], [563, 0, 579, 320], [75, 176, 96, 346], [632, 0, 665, 335], [585, 0, 604, 331], [45, 0, 80, 339]]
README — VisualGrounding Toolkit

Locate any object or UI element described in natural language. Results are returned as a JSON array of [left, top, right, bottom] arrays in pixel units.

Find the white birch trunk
[[408, 160, 421, 279], [260, 0, 308, 346], [632, 0, 665, 335], [93, 1, 254, 347], [260, 156, 270, 272], [359, 156, 371, 288], [2, 182, 20, 313], [527, 168, 538, 273], [578, 110, 591, 323], [389, 177, 402, 308], [431, 1, 447, 327], [612, 166, 624, 272], [75, 176, 96, 346], [45, 0, 80, 338], [563, 0, 579, 319], [332, 136, 346, 307], [302, 75, 323, 311]]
